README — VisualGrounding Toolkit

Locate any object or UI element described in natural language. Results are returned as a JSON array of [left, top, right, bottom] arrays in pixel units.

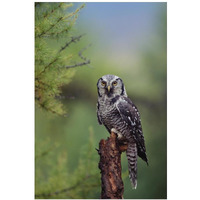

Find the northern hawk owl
[[97, 74, 148, 189]]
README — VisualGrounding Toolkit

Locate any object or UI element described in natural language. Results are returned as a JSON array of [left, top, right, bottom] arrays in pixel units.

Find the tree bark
[[98, 132, 128, 199]]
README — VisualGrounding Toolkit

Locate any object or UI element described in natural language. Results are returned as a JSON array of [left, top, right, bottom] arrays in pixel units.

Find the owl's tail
[[126, 142, 138, 189]]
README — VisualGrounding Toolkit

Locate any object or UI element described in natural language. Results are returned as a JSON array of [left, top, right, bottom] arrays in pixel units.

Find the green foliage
[[35, 128, 100, 199], [35, 3, 99, 199], [35, 2, 86, 115]]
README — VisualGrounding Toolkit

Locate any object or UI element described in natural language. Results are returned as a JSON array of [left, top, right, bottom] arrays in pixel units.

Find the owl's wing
[[97, 101, 102, 125], [116, 96, 148, 164]]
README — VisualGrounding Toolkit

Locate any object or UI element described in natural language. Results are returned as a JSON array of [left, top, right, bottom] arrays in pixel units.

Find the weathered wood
[[98, 132, 128, 199]]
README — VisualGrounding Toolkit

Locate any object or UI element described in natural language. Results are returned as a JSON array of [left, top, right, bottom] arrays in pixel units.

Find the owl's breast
[[99, 100, 126, 133]]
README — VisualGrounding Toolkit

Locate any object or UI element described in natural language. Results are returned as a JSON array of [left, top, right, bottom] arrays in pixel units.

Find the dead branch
[[65, 43, 91, 69], [98, 132, 128, 199]]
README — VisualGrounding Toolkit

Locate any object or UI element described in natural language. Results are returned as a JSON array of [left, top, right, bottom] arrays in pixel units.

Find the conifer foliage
[[35, 2, 89, 115], [35, 3, 100, 198]]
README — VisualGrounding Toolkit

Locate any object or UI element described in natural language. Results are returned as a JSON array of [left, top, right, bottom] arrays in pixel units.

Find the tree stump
[[98, 132, 128, 199]]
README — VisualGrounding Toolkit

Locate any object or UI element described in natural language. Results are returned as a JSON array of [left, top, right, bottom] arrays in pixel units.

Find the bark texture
[[98, 132, 128, 199]]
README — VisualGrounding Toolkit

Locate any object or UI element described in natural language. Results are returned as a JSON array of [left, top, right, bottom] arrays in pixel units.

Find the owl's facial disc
[[102, 79, 119, 96], [97, 74, 127, 98]]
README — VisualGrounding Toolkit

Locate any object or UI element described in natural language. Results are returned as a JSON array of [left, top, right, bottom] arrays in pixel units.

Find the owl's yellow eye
[[101, 81, 106, 86], [113, 81, 118, 86]]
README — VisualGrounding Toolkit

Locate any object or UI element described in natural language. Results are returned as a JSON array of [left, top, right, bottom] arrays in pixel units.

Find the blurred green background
[[35, 2, 167, 199]]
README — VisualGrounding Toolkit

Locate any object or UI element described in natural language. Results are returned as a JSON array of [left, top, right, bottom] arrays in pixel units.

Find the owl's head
[[97, 74, 127, 98]]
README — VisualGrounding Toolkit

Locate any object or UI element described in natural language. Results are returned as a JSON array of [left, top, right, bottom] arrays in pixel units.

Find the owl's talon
[[117, 133, 123, 139], [111, 128, 117, 134], [111, 128, 123, 139]]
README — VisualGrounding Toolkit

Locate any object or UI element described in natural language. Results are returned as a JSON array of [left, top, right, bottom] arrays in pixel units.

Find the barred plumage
[[126, 142, 137, 188], [96, 74, 148, 189]]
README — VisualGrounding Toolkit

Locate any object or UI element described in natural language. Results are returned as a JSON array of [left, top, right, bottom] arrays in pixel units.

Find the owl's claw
[[111, 128, 123, 139]]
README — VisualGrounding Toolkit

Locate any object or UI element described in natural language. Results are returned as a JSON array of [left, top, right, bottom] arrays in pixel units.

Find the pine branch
[[36, 35, 84, 77], [78, 44, 91, 61], [49, 27, 70, 37], [36, 4, 84, 38], [59, 34, 84, 53], [35, 3, 88, 115], [65, 60, 90, 69], [39, 101, 66, 117], [43, 3, 63, 19], [65, 4, 85, 19], [37, 57, 58, 77], [37, 16, 64, 38]]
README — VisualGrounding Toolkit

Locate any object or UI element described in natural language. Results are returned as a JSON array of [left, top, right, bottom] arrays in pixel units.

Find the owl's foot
[[111, 128, 123, 139]]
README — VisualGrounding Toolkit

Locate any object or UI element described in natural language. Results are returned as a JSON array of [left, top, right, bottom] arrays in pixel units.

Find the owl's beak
[[107, 85, 111, 92]]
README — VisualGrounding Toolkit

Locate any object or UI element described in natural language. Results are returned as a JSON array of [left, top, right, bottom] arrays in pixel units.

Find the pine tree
[[35, 2, 90, 115], [35, 3, 100, 198]]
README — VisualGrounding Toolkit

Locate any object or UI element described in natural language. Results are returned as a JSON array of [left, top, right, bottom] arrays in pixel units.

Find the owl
[[97, 74, 148, 189]]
